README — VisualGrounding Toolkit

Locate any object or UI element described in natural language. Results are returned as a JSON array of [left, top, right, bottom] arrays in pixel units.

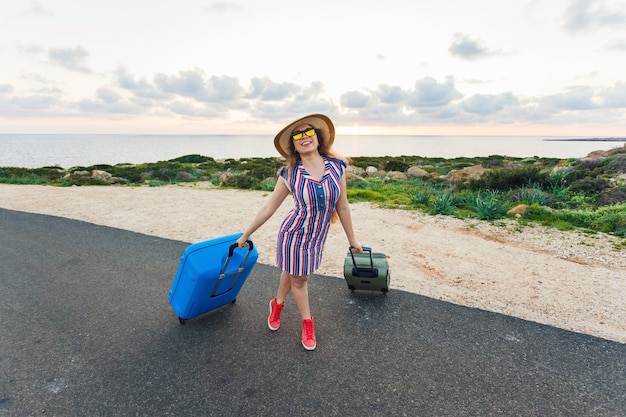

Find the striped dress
[[276, 157, 346, 276]]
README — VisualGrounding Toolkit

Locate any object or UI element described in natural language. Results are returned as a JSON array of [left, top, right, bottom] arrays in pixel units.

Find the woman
[[236, 114, 363, 351]]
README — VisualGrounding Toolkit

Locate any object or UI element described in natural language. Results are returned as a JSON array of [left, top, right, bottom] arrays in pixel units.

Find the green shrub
[[430, 192, 458, 215], [466, 166, 550, 191], [146, 180, 168, 187], [606, 155, 626, 172], [0, 167, 64, 184], [347, 180, 369, 189], [384, 160, 409, 172], [509, 186, 556, 207], [588, 204, 626, 236], [260, 178, 276, 191], [347, 189, 387, 203], [598, 187, 626, 206], [413, 184, 435, 205], [222, 174, 260, 190], [568, 177, 609, 195], [471, 191, 507, 220], [169, 154, 213, 163]]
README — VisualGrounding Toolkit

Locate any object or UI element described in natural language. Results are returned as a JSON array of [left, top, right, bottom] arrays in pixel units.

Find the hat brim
[[273, 114, 335, 158]]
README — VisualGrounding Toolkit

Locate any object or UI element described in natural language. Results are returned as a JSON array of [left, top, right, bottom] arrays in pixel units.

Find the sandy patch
[[1, 183, 624, 343]]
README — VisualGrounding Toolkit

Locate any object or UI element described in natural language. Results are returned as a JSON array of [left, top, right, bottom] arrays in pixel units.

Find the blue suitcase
[[168, 233, 258, 324]]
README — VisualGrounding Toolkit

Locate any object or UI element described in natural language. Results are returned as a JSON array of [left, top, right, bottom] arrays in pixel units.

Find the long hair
[[283, 125, 349, 224]]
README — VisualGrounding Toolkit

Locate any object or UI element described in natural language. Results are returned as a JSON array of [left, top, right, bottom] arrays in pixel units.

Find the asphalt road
[[1, 208, 624, 417]]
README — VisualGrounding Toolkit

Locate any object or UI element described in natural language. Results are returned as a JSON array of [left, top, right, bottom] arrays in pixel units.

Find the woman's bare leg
[[275, 270, 292, 304], [290, 274, 311, 319]]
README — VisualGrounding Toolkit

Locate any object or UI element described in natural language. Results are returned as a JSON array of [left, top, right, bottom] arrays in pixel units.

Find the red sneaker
[[268, 298, 284, 331], [301, 317, 316, 351]]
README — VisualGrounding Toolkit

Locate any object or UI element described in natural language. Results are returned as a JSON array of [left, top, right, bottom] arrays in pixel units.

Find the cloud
[[460, 93, 518, 116], [376, 85, 407, 104], [563, 0, 626, 33], [153, 69, 243, 102], [340, 91, 370, 108], [0, 85, 14, 94], [21, 72, 55, 84], [77, 88, 141, 114], [246, 77, 298, 100], [23, 1, 54, 18], [406, 77, 462, 108], [448, 33, 496, 60], [10, 95, 59, 110], [48, 45, 91, 73], [16, 43, 46, 56], [541, 86, 600, 110], [600, 81, 626, 108]]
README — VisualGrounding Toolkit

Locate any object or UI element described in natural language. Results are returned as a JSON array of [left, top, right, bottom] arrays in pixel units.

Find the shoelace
[[303, 320, 315, 340], [271, 302, 283, 322]]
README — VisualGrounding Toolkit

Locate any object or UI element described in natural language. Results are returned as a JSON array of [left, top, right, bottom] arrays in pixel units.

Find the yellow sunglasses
[[291, 128, 316, 141]]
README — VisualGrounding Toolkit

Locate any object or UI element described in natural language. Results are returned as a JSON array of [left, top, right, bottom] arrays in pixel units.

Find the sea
[[0, 133, 624, 169]]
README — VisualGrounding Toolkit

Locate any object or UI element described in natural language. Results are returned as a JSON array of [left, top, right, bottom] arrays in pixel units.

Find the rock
[[347, 165, 365, 176], [92, 170, 112, 182], [445, 165, 487, 183], [110, 177, 128, 185], [586, 149, 609, 159], [346, 172, 366, 182], [91, 169, 128, 184], [407, 166, 430, 178], [507, 204, 530, 217], [365, 166, 378, 175], [175, 172, 196, 182], [220, 172, 235, 185], [384, 171, 407, 181]]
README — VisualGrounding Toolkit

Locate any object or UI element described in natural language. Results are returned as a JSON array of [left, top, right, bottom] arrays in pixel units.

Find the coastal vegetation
[[1, 146, 625, 239]]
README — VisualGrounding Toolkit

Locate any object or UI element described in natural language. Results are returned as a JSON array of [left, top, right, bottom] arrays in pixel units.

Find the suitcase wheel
[[178, 317, 187, 325]]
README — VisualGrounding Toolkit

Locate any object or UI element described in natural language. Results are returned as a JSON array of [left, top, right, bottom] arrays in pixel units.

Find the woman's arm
[[335, 173, 363, 253], [236, 176, 290, 248]]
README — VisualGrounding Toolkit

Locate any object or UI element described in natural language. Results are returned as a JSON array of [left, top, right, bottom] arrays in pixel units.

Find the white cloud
[[340, 91, 370, 109], [460, 93, 518, 116], [448, 33, 499, 61], [246, 77, 298, 100], [23, 1, 54, 18], [563, 0, 626, 33], [48, 45, 91, 73], [406, 77, 462, 108]]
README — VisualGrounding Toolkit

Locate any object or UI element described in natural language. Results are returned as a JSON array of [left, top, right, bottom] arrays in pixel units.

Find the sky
[[1, 0, 626, 136]]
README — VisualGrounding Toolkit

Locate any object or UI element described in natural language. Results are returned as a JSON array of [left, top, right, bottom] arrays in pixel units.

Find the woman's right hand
[[236, 235, 250, 250]]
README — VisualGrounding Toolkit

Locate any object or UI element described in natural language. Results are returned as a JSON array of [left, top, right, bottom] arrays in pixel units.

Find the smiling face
[[291, 123, 319, 156]]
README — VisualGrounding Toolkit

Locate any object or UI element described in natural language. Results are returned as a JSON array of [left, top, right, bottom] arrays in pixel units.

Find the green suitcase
[[343, 247, 390, 293]]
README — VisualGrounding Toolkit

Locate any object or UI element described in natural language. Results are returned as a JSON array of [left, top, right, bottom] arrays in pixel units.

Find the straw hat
[[273, 114, 335, 158]]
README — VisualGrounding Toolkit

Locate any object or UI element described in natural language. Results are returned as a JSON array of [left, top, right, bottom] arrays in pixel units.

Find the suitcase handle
[[228, 240, 254, 257], [211, 240, 254, 298], [349, 246, 377, 277]]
